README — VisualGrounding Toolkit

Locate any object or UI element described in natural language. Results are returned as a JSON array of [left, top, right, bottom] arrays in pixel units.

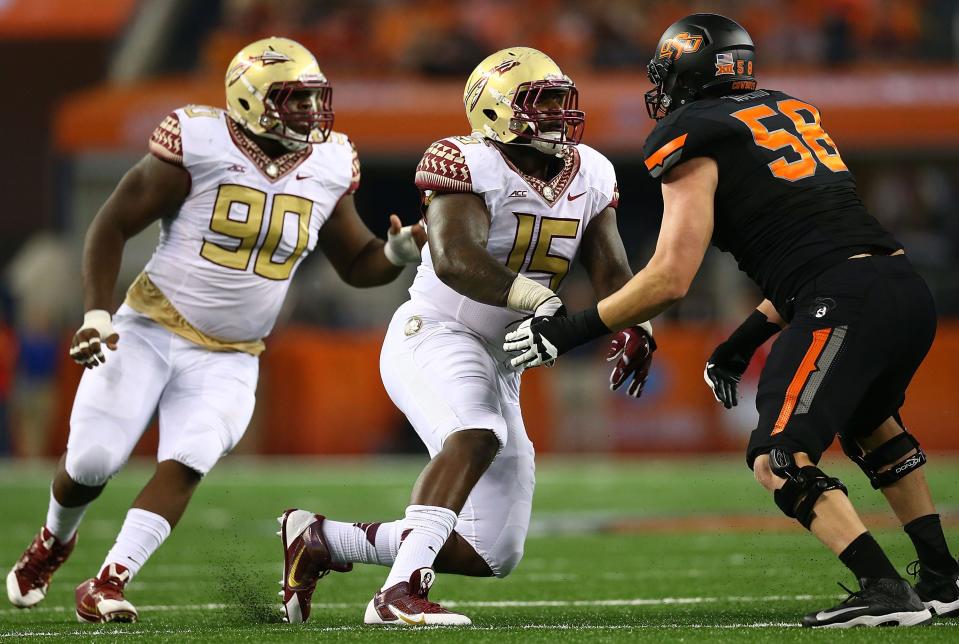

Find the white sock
[[45, 486, 88, 542], [100, 508, 171, 579], [381, 505, 457, 590], [322, 520, 403, 566]]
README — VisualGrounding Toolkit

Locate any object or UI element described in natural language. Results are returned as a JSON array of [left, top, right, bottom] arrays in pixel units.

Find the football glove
[[69, 310, 119, 369], [607, 322, 656, 398], [703, 310, 781, 408], [504, 306, 610, 370]]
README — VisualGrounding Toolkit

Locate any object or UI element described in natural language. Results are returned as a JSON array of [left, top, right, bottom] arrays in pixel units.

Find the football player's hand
[[703, 341, 748, 409], [607, 322, 656, 398], [69, 310, 119, 369], [384, 214, 427, 266]]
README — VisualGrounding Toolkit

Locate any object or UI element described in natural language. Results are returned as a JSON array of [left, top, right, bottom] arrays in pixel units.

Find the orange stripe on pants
[[771, 328, 832, 435]]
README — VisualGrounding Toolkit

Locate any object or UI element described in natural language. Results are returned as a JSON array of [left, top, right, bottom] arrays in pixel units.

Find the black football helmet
[[645, 14, 756, 119]]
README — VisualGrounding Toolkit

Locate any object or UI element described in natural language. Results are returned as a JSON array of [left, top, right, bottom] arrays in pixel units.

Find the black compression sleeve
[[711, 310, 781, 365]]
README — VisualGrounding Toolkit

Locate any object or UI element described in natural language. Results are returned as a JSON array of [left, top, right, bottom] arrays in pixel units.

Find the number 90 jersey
[[142, 105, 360, 343], [410, 136, 619, 345], [643, 89, 899, 315]]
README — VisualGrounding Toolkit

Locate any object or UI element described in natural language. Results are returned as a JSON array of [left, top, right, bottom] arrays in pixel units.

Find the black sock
[[905, 514, 959, 574], [839, 532, 901, 581]]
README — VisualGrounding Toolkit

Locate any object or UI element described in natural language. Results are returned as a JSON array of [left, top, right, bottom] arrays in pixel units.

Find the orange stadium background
[[1, 0, 958, 460]]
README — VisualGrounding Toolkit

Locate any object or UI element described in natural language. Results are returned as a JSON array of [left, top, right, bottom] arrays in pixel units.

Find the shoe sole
[[926, 598, 959, 618], [808, 608, 933, 628], [363, 597, 472, 626], [75, 609, 138, 623], [279, 509, 318, 624]]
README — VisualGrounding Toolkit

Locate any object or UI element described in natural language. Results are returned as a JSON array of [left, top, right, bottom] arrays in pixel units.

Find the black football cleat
[[802, 578, 933, 628], [908, 560, 959, 618]]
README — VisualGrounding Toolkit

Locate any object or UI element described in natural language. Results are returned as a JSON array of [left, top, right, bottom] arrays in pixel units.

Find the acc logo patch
[[659, 32, 704, 61]]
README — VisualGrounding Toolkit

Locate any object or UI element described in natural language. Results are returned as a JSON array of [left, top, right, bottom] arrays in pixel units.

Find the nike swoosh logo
[[567, 191, 587, 201], [296, 173, 311, 180], [816, 606, 867, 620], [392, 607, 427, 625], [286, 548, 304, 587]]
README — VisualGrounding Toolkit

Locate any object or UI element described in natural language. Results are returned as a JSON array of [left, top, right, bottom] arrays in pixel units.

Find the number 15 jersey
[[643, 89, 900, 316], [410, 136, 619, 345]]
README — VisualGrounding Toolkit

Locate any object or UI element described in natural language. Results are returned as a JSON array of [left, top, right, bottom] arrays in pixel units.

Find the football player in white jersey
[[5, 37, 424, 623], [277, 47, 656, 626]]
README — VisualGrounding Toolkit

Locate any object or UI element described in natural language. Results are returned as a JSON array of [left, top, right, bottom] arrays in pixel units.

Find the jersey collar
[[226, 118, 313, 182], [495, 145, 581, 207]]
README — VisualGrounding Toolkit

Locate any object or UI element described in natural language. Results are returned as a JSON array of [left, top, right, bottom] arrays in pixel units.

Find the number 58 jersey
[[410, 136, 619, 345], [643, 89, 900, 315], [139, 105, 360, 345]]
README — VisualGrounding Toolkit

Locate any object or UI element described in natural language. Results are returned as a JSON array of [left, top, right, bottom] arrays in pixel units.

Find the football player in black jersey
[[504, 13, 959, 628]]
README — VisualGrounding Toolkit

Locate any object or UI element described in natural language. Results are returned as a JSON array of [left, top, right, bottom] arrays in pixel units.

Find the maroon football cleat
[[7, 526, 76, 608], [278, 509, 352, 624], [364, 567, 471, 626], [75, 563, 138, 623]]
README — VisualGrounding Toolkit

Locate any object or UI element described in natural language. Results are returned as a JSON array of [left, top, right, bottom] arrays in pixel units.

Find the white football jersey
[[410, 136, 619, 344], [142, 105, 360, 342]]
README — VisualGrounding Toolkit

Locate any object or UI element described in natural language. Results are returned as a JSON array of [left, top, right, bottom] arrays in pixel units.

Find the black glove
[[704, 310, 781, 409], [504, 306, 610, 369]]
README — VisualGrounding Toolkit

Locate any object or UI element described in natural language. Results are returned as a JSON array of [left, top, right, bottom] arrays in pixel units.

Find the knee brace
[[768, 449, 848, 530], [840, 431, 927, 489]]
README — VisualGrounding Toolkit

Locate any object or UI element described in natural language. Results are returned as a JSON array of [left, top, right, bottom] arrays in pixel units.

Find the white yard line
[[0, 593, 837, 617]]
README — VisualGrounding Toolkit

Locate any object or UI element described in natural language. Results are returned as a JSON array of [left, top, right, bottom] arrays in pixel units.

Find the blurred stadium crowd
[[1, 0, 958, 458], [203, 0, 958, 77]]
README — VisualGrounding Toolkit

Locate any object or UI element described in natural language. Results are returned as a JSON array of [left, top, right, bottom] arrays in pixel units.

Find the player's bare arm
[[578, 207, 656, 397], [426, 192, 513, 306], [597, 157, 716, 329], [71, 154, 190, 368], [505, 156, 715, 368], [318, 193, 426, 288], [427, 192, 562, 318], [578, 207, 632, 299]]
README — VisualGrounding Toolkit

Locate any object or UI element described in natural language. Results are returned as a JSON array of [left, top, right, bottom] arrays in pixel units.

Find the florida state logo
[[659, 32, 704, 61], [465, 59, 522, 111]]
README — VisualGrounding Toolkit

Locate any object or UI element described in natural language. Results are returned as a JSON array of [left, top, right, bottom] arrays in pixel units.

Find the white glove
[[69, 309, 118, 368], [384, 219, 423, 266]]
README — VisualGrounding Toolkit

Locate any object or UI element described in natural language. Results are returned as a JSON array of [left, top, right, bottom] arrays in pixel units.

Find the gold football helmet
[[225, 37, 333, 149], [463, 47, 584, 155]]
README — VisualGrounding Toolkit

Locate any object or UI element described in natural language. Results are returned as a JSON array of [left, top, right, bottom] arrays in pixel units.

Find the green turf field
[[1, 455, 957, 642]]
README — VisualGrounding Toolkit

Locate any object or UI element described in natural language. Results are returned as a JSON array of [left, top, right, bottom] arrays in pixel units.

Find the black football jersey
[[643, 89, 900, 316]]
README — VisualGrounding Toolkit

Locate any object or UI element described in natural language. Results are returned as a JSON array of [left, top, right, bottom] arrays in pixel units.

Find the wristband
[[506, 275, 556, 314], [79, 309, 116, 339]]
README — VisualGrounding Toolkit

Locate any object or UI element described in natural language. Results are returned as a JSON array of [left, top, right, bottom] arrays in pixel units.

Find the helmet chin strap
[[508, 131, 567, 157], [259, 124, 311, 152]]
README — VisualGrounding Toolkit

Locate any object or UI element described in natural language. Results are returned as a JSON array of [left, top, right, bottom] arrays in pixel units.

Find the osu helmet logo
[[659, 32, 704, 61]]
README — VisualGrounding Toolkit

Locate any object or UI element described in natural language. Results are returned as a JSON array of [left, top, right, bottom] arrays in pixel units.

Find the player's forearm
[[341, 238, 403, 287], [432, 244, 513, 307], [596, 264, 685, 332], [81, 218, 126, 312], [589, 264, 633, 301]]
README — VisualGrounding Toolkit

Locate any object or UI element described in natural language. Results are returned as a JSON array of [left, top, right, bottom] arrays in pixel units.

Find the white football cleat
[[74, 563, 138, 623], [278, 508, 352, 624], [7, 526, 76, 608], [365, 567, 471, 626]]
